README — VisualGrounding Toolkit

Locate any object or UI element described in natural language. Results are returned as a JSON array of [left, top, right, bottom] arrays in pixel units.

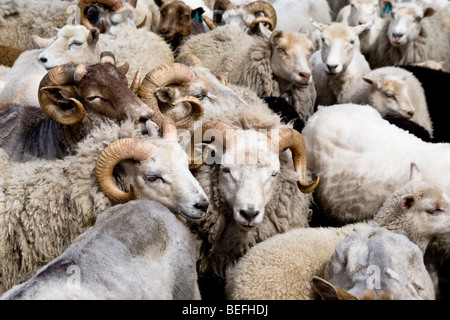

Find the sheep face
[[348, 0, 379, 26], [215, 130, 281, 230], [122, 139, 209, 220], [83, 2, 137, 31], [387, 3, 436, 47], [312, 22, 371, 75], [156, 0, 195, 47], [260, 27, 314, 86], [37, 25, 101, 70], [363, 73, 415, 119]]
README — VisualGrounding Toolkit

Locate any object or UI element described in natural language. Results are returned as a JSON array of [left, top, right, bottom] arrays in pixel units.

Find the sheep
[[1, 200, 201, 300], [369, 1, 450, 70], [0, 54, 153, 162], [336, 0, 386, 62], [225, 162, 450, 299], [343, 66, 433, 138], [0, 0, 73, 50], [184, 112, 318, 297], [316, 227, 435, 300], [309, 19, 372, 106], [47, 21, 175, 84], [400, 65, 450, 143], [0, 117, 209, 294], [179, 25, 316, 120], [154, 0, 214, 53]]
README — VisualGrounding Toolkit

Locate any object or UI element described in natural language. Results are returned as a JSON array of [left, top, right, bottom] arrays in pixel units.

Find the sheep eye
[[222, 167, 230, 173], [69, 41, 83, 47], [426, 208, 442, 215], [350, 40, 355, 45], [195, 94, 206, 100], [276, 46, 285, 53], [415, 17, 422, 23], [145, 175, 161, 182], [86, 96, 105, 102], [384, 92, 395, 99], [271, 171, 279, 177]]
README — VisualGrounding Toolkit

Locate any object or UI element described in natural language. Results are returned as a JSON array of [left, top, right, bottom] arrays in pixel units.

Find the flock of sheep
[[0, 0, 449, 301]]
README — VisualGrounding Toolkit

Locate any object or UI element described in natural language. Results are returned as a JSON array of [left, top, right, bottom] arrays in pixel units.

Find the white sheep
[[343, 66, 433, 138], [1, 200, 201, 300], [0, 118, 209, 293], [309, 20, 372, 106], [225, 162, 450, 299], [179, 25, 317, 120], [317, 227, 435, 300], [369, 1, 450, 70], [336, 0, 386, 61], [37, 23, 174, 84]]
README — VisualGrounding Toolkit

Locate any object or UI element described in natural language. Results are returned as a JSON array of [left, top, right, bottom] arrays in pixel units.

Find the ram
[[0, 115, 209, 294], [225, 163, 450, 299], [1, 200, 201, 300], [0, 53, 153, 162], [369, 1, 450, 70], [309, 20, 372, 106]]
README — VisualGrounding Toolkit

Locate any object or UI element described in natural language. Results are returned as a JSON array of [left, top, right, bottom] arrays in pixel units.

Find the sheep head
[[363, 73, 415, 119], [385, 2, 436, 47], [37, 25, 102, 71], [193, 121, 318, 230], [311, 20, 372, 75], [95, 130, 209, 221], [347, 0, 380, 27], [38, 51, 153, 129], [260, 26, 314, 88], [78, 0, 139, 32], [213, 0, 276, 34]]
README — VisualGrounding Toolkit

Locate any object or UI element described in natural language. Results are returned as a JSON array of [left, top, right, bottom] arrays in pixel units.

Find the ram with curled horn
[[185, 115, 319, 280], [0, 51, 154, 162]]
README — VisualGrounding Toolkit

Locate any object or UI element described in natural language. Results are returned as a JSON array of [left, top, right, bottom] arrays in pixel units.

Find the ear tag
[[382, 3, 391, 15]]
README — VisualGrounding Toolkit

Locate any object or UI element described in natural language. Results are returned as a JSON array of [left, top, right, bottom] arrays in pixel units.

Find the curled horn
[[95, 138, 157, 204], [175, 53, 203, 67], [137, 63, 196, 134], [246, 1, 277, 33], [269, 128, 319, 193], [189, 121, 235, 169], [171, 96, 204, 129], [78, 0, 125, 30], [38, 64, 87, 125]]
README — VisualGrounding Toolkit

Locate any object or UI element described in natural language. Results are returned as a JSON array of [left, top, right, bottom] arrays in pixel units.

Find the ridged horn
[[137, 63, 196, 129], [38, 64, 86, 125], [246, 1, 277, 32], [130, 68, 141, 93], [270, 128, 319, 193], [171, 96, 204, 129], [175, 53, 203, 67], [203, 16, 216, 30], [213, 0, 235, 11], [95, 138, 157, 204]]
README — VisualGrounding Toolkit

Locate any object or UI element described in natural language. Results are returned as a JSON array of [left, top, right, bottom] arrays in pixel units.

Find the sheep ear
[[409, 162, 422, 182], [402, 195, 416, 209], [259, 24, 273, 41], [269, 30, 283, 46], [310, 18, 324, 32], [354, 20, 373, 34], [32, 35, 54, 48], [423, 7, 436, 18], [117, 62, 129, 76], [155, 87, 179, 103], [40, 86, 73, 105], [154, 0, 164, 8], [312, 276, 358, 300], [88, 28, 100, 46], [363, 76, 378, 88]]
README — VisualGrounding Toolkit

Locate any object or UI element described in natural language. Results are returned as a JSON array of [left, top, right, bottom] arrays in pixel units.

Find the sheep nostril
[[239, 209, 260, 221], [158, 29, 169, 35], [39, 57, 48, 63], [299, 73, 311, 81], [194, 202, 209, 213]]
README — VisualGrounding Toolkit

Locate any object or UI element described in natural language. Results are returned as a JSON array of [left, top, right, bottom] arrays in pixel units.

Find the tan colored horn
[[203, 16, 216, 30], [175, 53, 203, 67], [95, 138, 157, 204], [100, 51, 116, 65], [78, 0, 125, 30], [171, 96, 204, 129], [137, 63, 196, 129], [246, 1, 277, 32], [269, 128, 319, 193], [136, 15, 147, 29], [130, 68, 141, 93], [38, 64, 86, 125], [214, 0, 235, 11]]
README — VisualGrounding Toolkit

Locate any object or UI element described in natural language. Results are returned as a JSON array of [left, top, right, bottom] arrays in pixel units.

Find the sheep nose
[[326, 64, 338, 72], [239, 208, 260, 222], [138, 111, 155, 124], [39, 56, 48, 63], [158, 28, 170, 36], [299, 72, 311, 82], [393, 33, 403, 39], [194, 201, 209, 214]]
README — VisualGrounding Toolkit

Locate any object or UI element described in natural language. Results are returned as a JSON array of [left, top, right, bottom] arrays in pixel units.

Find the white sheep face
[[387, 3, 436, 47], [220, 7, 255, 31], [363, 73, 415, 119], [123, 139, 209, 221], [348, 0, 379, 26], [37, 25, 100, 70], [312, 22, 370, 75], [215, 130, 281, 230]]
